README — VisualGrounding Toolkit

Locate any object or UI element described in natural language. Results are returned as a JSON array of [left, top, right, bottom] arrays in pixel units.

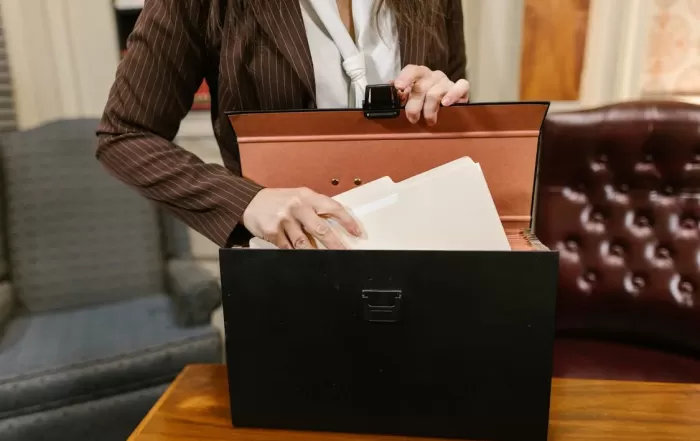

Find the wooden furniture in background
[[519, 0, 591, 101], [128, 364, 700, 441]]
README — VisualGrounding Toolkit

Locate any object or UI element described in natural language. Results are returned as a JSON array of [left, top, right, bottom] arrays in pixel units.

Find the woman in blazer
[[97, 0, 469, 250]]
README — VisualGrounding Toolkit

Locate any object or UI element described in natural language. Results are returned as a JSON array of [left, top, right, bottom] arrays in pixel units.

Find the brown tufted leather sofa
[[535, 101, 700, 383]]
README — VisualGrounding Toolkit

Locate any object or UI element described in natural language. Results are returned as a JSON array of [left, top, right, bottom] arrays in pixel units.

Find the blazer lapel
[[252, 0, 316, 103], [397, 21, 429, 68]]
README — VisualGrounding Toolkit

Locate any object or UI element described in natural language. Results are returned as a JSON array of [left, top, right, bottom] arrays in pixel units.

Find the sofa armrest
[[166, 259, 221, 327], [0, 281, 14, 332]]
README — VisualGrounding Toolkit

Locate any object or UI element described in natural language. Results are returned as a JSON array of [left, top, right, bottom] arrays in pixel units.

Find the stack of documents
[[250, 157, 511, 251]]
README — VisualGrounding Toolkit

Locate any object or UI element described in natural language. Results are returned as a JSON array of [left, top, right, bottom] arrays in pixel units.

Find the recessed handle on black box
[[362, 289, 403, 323]]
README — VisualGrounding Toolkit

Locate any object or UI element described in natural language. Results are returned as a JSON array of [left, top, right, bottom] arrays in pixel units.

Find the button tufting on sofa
[[609, 242, 625, 257], [535, 101, 700, 383], [681, 217, 697, 229], [656, 246, 672, 259], [565, 239, 579, 252], [630, 274, 646, 290]]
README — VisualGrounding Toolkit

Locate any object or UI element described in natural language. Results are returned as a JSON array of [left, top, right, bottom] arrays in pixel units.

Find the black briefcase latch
[[361, 289, 403, 323], [362, 84, 401, 120]]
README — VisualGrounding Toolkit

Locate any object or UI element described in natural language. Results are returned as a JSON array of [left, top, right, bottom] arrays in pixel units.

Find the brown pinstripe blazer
[[97, 0, 466, 247]]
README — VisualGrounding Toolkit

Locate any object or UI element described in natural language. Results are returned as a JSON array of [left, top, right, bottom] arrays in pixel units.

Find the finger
[[294, 205, 347, 250], [404, 89, 424, 124], [404, 78, 430, 123], [296, 188, 362, 236], [282, 218, 314, 249], [263, 230, 292, 249], [441, 79, 470, 106], [423, 79, 452, 126], [389, 78, 410, 105], [397, 86, 410, 106], [310, 196, 362, 237], [394, 64, 432, 91], [405, 70, 448, 124], [404, 86, 431, 124]]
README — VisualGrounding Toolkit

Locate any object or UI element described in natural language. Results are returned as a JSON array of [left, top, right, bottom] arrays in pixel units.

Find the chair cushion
[[0, 294, 221, 418], [0, 383, 168, 441], [553, 337, 700, 383]]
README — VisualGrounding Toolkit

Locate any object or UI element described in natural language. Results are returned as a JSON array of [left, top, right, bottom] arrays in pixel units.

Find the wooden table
[[129, 364, 700, 441]]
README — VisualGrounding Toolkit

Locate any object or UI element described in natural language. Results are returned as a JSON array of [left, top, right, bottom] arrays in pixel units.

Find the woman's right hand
[[242, 187, 362, 250]]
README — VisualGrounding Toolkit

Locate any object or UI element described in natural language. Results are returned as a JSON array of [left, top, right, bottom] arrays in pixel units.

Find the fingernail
[[394, 82, 406, 89], [442, 97, 453, 106]]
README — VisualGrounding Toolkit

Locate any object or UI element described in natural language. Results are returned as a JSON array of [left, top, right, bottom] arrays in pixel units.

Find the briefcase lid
[[227, 101, 549, 228]]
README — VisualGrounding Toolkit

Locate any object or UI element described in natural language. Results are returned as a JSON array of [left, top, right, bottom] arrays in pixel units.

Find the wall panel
[[519, 0, 592, 101], [641, 0, 700, 96]]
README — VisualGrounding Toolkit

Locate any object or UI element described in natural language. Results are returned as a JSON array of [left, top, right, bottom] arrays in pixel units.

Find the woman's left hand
[[393, 65, 470, 126]]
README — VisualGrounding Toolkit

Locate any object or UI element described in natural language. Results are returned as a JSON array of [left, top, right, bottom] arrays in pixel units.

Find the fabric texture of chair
[[535, 101, 700, 382], [0, 283, 12, 332], [1, 120, 164, 313], [0, 164, 12, 329], [0, 294, 220, 419], [166, 258, 222, 326], [0, 119, 223, 440], [0, 383, 168, 441]]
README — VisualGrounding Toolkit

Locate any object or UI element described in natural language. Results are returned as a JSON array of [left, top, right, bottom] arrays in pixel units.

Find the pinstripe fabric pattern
[[96, 0, 466, 248]]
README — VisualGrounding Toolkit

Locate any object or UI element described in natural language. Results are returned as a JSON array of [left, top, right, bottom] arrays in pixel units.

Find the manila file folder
[[220, 100, 559, 441], [250, 156, 512, 251]]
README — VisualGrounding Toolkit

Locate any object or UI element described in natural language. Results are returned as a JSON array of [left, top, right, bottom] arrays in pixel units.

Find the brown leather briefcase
[[220, 91, 557, 441]]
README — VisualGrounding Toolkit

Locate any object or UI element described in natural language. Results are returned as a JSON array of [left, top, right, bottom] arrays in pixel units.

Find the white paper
[[249, 157, 510, 251]]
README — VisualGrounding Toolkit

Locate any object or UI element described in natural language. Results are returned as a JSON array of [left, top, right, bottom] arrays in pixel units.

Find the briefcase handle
[[363, 84, 401, 120]]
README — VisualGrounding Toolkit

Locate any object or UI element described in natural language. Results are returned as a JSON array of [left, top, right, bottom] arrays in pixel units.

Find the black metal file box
[[220, 98, 558, 441]]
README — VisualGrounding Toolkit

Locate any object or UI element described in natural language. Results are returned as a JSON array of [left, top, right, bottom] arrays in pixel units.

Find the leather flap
[[228, 103, 549, 228]]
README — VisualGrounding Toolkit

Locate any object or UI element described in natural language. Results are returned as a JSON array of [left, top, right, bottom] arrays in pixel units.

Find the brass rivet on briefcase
[[354, 178, 362, 185], [331, 178, 339, 186]]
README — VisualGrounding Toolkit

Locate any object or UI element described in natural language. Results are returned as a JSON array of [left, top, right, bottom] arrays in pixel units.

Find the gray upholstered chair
[[0, 119, 222, 441]]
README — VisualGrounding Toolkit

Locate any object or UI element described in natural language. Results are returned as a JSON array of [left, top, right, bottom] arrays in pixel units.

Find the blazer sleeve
[[444, 0, 467, 82], [96, 0, 263, 248]]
